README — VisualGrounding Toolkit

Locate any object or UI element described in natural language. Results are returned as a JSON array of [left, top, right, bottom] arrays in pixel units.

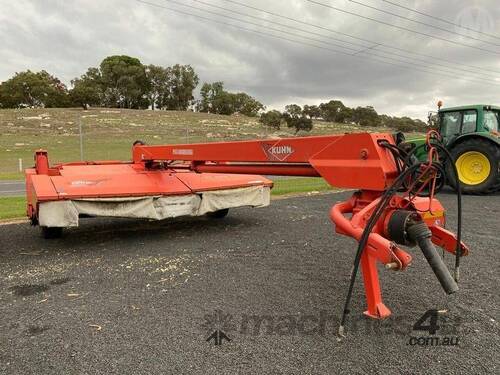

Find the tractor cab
[[436, 104, 500, 145]]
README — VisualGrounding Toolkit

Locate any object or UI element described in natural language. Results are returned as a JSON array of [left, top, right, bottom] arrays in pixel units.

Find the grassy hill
[[0, 107, 411, 179]]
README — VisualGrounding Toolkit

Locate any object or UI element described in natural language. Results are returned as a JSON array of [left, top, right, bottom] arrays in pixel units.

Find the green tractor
[[410, 103, 500, 194]]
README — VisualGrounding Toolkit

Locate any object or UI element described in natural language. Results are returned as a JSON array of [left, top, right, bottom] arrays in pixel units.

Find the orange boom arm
[[133, 133, 400, 191]]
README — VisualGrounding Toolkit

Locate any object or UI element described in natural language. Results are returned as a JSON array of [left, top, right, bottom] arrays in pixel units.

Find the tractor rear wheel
[[447, 139, 499, 194], [41, 226, 63, 239]]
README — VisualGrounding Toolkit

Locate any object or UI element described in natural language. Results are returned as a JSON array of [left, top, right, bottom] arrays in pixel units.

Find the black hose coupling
[[407, 221, 459, 295]]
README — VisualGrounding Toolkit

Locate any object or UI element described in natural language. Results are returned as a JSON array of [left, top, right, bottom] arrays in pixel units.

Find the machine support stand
[[361, 252, 391, 319]]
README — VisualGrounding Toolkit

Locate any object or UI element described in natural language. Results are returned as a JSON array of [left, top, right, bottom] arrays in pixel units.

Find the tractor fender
[[447, 133, 500, 150]]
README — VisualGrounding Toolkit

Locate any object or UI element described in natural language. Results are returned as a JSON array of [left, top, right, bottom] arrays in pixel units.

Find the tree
[[352, 106, 381, 127], [162, 64, 199, 110], [198, 81, 224, 113], [145, 64, 169, 110], [283, 115, 313, 133], [338, 106, 353, 123], [283, 104, 313, 133], [70, 67, 102, 109], [99, 55, 149, 109], [212, 90, 235, 115], [259, 110, 282, 129], [198, 82, 263, 116], [38, 71, 70, 108], [0, 84, 4, 108], [379, 115, 425, 132], [303, 104, 321, 119], [233, 92, 264, 117], [0, 83, 10, 109], [70, 60, 199, 111], [284, 104, 302, 117], [319, 100, 348, 122], [0, 70, 69, 108]]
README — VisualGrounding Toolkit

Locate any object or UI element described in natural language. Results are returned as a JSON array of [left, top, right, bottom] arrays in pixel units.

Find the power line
[[183, 0, 495, 80], [155, 1, 364, 54], [155, 0, 495, 82], [346, 0, 500, 46], [147, 0, 498, 85], [173, 0, 373, 51], [305, 0, 500, 55], [136, 0, 500, 87], [381, 0, 500, 41], [219, 0, 500, 75]]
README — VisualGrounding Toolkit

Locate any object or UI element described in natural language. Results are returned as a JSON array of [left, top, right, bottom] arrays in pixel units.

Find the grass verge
[[0, 196, 26, 220], [271, 177, 333, 196], [0, 172, 24, 180]]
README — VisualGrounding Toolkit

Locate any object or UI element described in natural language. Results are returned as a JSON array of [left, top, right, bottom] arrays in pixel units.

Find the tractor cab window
[[483, 110, 499, 132], [461, 110, 477, 134], [440, 111, 461, 137]]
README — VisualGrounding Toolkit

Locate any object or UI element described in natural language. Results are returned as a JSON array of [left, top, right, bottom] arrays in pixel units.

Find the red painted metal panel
[[133, 134, 342, 163], [176, 172, 272, 192], [133, 133, 399, 190], [28, 163, 273, 201], [49, 169, 192, 199], [309, 133, 398, 190], [30, 174, 59, 201]]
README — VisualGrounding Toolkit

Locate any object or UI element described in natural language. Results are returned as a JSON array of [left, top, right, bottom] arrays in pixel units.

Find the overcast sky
[[0, 0, 498, 118]]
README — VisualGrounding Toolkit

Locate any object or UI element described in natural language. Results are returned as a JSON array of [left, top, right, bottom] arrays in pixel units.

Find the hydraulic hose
[[407, 222, 459, 295], [403, 141, 463, 282]]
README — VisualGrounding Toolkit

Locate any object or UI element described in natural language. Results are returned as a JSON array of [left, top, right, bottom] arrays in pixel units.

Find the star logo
[[202, 310, 235, 346]]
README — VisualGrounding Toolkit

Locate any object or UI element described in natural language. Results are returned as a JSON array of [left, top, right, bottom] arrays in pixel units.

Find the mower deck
[[26, 162, 272, 227]]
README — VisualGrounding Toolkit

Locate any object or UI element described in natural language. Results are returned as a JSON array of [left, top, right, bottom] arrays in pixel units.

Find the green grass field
[[0, 197, 25, 220], [271, 177, 333, 195]]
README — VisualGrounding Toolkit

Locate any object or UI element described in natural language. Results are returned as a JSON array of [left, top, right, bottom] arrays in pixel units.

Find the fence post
[[79, 116, 84, 161]]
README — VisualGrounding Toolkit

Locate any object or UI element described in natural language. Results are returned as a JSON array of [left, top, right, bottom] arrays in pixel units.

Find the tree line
[[0, 55, 425, 133], [260, 100, 426, 132], [0, 55, 264, 117]]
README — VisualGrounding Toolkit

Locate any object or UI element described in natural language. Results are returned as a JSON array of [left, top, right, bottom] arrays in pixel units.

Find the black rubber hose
[[404, 141, 463, 282], [407, 222, 459, 294], [432, 143, 462, 282]]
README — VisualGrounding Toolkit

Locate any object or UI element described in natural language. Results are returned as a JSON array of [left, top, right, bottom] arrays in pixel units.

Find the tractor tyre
[[446, 139, 499, 194], [207, 209, 229, 219], [41, 226, 63, 239]]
